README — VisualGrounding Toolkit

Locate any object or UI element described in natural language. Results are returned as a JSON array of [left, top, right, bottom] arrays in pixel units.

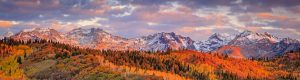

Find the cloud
[[0, 20, 18, 28], [137, 3, 201, 26], [177, 27, 196, 33], [76, 17, 107, 27], [112, 4, 138, 17], [158, 2, 192, 14], [69, 5, 111, 16], [195, 27, 214, 31], [256, 12, 288, 20], [231, 0, 243, 4], [261, 26, 280, 30], [49, 17, 110, 32], [13, 0, 41, 8], [147, 22, 158, 26], [1, 0, 300, 41]]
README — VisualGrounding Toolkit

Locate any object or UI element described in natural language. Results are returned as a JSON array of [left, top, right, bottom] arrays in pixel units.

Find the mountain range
[[1, 27, 300, 58]]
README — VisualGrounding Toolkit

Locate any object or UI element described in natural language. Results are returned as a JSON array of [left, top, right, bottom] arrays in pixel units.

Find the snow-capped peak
[[68, 28, 109, 35], [194, 33, 235, 52], [238, 30, 254, 37], [144, 32, 194, 44], [18, 28, 59, 36], [234, 30, 279, 43], [66, 27, 130, 50], [3, 31, 14, 37], [137, 32, 195, 51], [208, 33, 234, 42], [0, 31, 14, 40], [280, 38, 300, 44], [220, 30, 299, 58], [11, 27, 64, 42]]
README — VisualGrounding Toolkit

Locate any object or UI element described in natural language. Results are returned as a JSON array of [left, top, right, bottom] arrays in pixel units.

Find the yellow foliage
[[194, 64, 217, 80], [0, 44, 32, 79], [93, 56, 190, 80], [13, 45, 32, 56]]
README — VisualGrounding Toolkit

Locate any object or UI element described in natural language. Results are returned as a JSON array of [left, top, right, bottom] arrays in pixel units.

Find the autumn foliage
[[0, 38, 299, 80]]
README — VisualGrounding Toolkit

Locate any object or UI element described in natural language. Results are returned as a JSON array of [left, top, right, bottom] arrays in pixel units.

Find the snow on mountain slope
[[0, 31, 14, 40], [11, 28, 67, 42], [273, 38, 300, 55], [66, 28, 132, 50], [230, 30, 280, 45], [135, 32, 195, 51], [194, 33, 234, 52], [65, 28, 197, 51], [224, 31, 281, 58], [215, 30, 300, 58]]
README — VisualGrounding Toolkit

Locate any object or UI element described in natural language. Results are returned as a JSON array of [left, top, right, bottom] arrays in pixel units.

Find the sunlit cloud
[[112, 4, 138, 17], [195, 27, 214, 31], [76, 17, 107, 27], [147, 22, 158, 26], [0, 0, 299, 40], [0, 20, 19, 28], [256, 12, 288, 20], [63, 14, 70, 17], [111, 5, 127, 10], [159, 2, 192, 14], [231, 0, 243, 4]]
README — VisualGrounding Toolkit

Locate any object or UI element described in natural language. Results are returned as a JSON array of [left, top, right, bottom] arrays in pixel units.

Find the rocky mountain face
[[194, 33, 235, 52], [273, 38, 300, 56], [224, 31, 280, 58], [4, 28, 300, 58], [66, 28, 132, 50], [11, 28, 66, 42], [217, 31, 300, 58], [9, 28, 196, 51], [134, 32, 195, 51]]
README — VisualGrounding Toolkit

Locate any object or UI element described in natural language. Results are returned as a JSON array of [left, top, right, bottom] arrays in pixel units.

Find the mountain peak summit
[[238, 30, 256, 37], [0, 31, 14, 39], [209, 33, 232, 40], [194, 33, 235, 52]]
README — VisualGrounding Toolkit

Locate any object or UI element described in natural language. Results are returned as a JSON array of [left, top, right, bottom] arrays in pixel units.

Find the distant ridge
[[2, 28, 300, 58]]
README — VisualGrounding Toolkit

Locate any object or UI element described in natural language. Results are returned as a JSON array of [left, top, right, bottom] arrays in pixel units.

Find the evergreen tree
[[17, 56, 22, 64], [225, 54, 229, 59], [24, 51, 27, 58]]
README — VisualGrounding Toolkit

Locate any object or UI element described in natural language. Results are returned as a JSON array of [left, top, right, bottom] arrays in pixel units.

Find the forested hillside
[[0, 38, 299, 80]]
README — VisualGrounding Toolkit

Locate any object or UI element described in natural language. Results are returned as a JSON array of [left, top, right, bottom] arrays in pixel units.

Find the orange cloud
[[178, 27, 196, 33], [245, 26, 260, 32], [0, 20, 16, 28], [256, 12, 288, 20], [139, 10, 200, 24]]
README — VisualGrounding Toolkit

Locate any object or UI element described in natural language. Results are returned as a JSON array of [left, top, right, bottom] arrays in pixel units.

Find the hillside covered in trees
[[0, 38, 299, 80]]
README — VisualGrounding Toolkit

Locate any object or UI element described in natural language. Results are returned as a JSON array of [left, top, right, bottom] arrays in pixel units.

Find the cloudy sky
[[0, 0, 300, 41]]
